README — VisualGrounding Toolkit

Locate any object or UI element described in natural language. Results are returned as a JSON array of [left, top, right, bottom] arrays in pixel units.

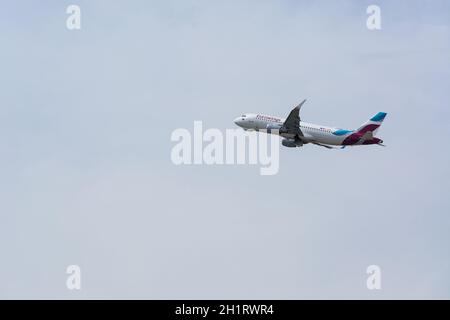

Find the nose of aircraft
[[234, 117, 242, 126]]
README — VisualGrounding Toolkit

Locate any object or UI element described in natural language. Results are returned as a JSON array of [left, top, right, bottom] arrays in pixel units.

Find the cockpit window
[[241, 114, 246, 117]]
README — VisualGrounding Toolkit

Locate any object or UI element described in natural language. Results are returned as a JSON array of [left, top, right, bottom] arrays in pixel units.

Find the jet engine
[[282, 138, 303, 148]]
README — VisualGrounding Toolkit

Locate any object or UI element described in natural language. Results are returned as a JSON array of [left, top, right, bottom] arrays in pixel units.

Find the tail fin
[[356, 112, 387, 135]]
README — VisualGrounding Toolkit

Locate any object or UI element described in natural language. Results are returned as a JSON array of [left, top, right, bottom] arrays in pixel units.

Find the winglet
[[296, 99, 307, 110], [282, 100, 306, 135]]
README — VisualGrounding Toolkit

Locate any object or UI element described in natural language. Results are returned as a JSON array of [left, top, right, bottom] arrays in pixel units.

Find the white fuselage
[[234, 113, 348, 146]]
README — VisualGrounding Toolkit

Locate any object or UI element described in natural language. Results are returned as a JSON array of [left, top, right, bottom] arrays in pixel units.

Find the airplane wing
[[281, 99, 306, 137]]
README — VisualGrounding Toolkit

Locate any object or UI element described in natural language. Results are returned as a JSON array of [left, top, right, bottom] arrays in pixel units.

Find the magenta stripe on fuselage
[[342, 124, 380, 145]]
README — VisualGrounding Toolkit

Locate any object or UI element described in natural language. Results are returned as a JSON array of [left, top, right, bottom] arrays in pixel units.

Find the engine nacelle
[[282, 138, 302, 148]]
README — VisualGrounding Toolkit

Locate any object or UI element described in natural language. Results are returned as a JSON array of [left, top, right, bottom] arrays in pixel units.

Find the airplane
[[233, 100, 387, 148]]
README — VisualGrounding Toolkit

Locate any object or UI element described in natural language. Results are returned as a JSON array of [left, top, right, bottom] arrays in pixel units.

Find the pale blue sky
[[0, 0, 449, 298]]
